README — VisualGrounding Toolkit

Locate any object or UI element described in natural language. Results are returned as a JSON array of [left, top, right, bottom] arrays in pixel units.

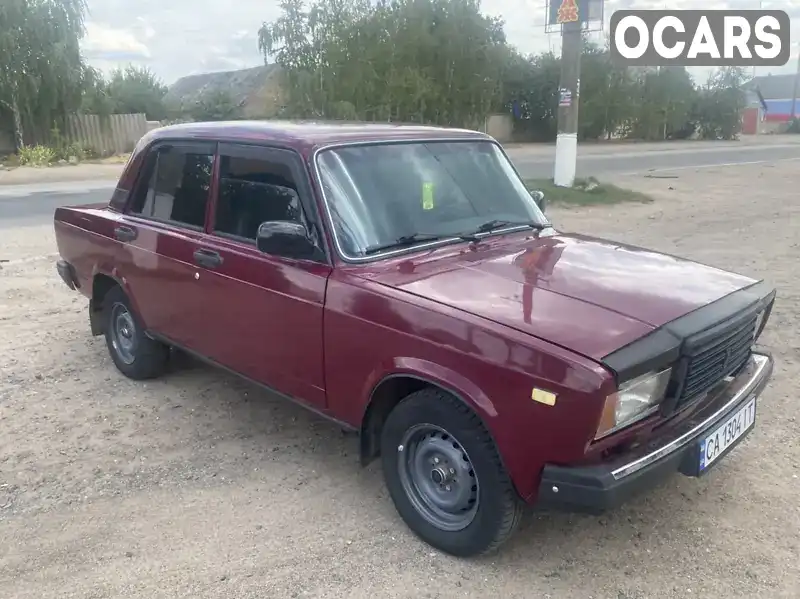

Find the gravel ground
[[1, 161, 798, 598]]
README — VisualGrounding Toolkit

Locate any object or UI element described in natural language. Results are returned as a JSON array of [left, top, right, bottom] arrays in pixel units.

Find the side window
[[213, 149, 305, 241], [129, 145, 214, 229]]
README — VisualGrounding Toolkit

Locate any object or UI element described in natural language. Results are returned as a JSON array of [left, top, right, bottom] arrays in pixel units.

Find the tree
[[502, 50, 560, 142], [0, 0, 89, 150], [258, 0, 511, 127], [627, 67, 696, 140], [255, 0, 755, 145], [106, 65, 169, 120], [80, 65, 112, 116], [692, 67, 748, 140], [189, 89, 241, 121], [578, 43, 636, 140]]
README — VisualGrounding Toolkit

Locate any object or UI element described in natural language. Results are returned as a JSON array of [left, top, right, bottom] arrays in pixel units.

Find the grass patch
[[17, 145, 58, 167], [525, 177, 653, 206]]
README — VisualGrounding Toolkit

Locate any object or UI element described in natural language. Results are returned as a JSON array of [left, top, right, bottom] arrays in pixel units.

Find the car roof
[[146, 120, 493, 151]]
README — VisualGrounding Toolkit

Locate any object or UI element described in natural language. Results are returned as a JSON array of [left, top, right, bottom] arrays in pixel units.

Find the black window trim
[[209, 141, 331, 265], [123, 138, 218, 232]]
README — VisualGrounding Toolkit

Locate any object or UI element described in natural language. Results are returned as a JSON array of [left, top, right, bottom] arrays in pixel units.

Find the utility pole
[[791, 47, 800, 122], [554, 19, 583, 187]]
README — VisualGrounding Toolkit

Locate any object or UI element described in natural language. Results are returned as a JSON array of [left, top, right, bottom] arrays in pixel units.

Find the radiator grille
[[676, 313, 757, 407]]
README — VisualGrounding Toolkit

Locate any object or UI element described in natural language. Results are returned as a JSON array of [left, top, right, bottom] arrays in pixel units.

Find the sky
[[81, 0, 799, 87]]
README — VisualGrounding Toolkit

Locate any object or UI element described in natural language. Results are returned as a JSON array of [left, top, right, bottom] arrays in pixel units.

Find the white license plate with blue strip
[[699, 398, 756, 471]]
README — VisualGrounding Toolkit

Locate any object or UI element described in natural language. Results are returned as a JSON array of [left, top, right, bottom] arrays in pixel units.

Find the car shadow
[[157, 349, 725, 569]]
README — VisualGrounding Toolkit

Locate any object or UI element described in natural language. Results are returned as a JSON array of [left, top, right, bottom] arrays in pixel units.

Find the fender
[[361, 356, 499, 422], [89, 264, 147, 336], [358, 357, 517, 486]]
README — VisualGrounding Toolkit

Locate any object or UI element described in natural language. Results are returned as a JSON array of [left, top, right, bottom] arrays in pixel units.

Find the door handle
[[193, 248, 223, 269], [114, 225, 137, 242]]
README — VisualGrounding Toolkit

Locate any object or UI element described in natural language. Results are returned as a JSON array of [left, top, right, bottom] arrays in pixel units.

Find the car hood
[[360, 232, 757, 360]]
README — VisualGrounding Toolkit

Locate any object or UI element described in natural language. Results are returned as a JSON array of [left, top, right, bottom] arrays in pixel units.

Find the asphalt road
[[0, 180, 116, 229], [2, 141, 800, 229]]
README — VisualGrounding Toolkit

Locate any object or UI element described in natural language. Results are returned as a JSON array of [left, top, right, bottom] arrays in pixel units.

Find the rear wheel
[[380, 388, 523, 557], [103, 285, 169, 380]]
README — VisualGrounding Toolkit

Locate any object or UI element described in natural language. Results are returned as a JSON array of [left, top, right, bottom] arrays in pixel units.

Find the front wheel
[[380, 388, 523, 557]]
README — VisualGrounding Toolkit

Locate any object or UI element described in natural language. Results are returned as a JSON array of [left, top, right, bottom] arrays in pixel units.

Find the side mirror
[[256, 221, 319, 260], [530, 189, 546, 213]]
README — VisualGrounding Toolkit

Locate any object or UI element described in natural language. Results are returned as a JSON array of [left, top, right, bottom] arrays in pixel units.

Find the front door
[[188, 142, 332, 410]]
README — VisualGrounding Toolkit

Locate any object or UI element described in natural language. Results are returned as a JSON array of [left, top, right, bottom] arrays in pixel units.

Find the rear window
[[129, 145, 214, 229]]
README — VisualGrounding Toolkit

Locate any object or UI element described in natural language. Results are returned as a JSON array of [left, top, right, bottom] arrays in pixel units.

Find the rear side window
[[213, 146, 306, 241], [129, 144, 215, 229]]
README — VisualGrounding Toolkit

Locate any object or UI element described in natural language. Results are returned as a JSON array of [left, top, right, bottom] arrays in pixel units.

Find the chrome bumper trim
[[611, 351, 772, 481]]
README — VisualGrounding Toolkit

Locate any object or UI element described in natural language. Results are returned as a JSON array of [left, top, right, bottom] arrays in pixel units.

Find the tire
[[380, 387, 523, 557], [103, 285, 169, 380]]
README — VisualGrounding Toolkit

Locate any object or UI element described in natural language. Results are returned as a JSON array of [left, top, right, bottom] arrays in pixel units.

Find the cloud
[[83, 0, 280, 83], [82, 22, 151, 62]]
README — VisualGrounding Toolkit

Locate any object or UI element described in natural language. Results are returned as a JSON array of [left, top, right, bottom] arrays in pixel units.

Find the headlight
[[595, 368, 672, 439]]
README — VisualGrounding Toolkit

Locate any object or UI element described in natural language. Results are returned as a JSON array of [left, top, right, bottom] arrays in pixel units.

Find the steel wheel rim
[[397, 424, 479, 532], [110, 303, 136, 365]]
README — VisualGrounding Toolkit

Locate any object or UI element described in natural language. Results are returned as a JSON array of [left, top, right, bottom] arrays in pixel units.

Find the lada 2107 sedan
[[53, 122, 775, 557]]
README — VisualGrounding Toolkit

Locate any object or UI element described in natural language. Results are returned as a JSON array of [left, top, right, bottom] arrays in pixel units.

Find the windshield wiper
[[471, 219, 551, 234], [363, 231, 479, 255], [362, 220, 551, 256]]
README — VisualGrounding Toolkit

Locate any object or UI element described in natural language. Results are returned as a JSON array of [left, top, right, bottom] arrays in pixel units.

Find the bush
[[17, 145, 57, 166], [48, 126, 95, 162], [786, 118, 800, 134], [56, 142, 84, 162], [82, 145, 101, 160]]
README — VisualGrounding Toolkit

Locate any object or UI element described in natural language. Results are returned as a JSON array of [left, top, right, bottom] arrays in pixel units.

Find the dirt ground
[[1, 160, 798, 598]]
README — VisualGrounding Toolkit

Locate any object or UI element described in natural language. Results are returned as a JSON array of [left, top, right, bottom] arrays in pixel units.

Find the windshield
[[316, 140, 548, 259]]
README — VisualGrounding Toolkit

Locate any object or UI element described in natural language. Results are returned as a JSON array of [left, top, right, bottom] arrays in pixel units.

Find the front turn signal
[[595, 391, 619, 439]]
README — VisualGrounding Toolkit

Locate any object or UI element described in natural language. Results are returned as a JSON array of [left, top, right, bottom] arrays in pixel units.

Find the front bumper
[[536, 350, 773, 514]]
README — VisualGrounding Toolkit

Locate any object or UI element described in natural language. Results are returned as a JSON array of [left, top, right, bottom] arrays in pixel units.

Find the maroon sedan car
[[53, 121, 775, 557]]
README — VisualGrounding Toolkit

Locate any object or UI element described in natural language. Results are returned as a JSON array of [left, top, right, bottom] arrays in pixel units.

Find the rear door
[[115, 140, 216, 350], [187, 143, 332, 409]]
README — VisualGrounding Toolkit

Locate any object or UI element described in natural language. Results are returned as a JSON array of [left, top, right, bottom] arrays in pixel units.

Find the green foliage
[[786, 118, 800, 134], [258, 0, 510, 127], [632, 66, 696, 140], [105, 65, 169, 120], [0, 0, 89, 150], [504, 50, 560, 141], [691, 67, 748, 140], [78, 64, 170, 120], [577, 43, 637, 140], [79, 65, 113, 117], [48, 125, 96, 161], [257, 1, 748, 143], [188, 89, 241, 121], [17, 144, 57, 166], [488, 54, 745, 141], [15, 128, 95, 166]]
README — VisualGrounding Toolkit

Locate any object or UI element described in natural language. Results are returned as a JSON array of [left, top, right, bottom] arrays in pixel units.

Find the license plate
[[699, 397, 756, 472]]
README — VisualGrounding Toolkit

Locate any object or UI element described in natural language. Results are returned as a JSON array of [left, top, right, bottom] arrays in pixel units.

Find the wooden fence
[[0, 113, 151, 156], [62, 113, 150, 155]]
